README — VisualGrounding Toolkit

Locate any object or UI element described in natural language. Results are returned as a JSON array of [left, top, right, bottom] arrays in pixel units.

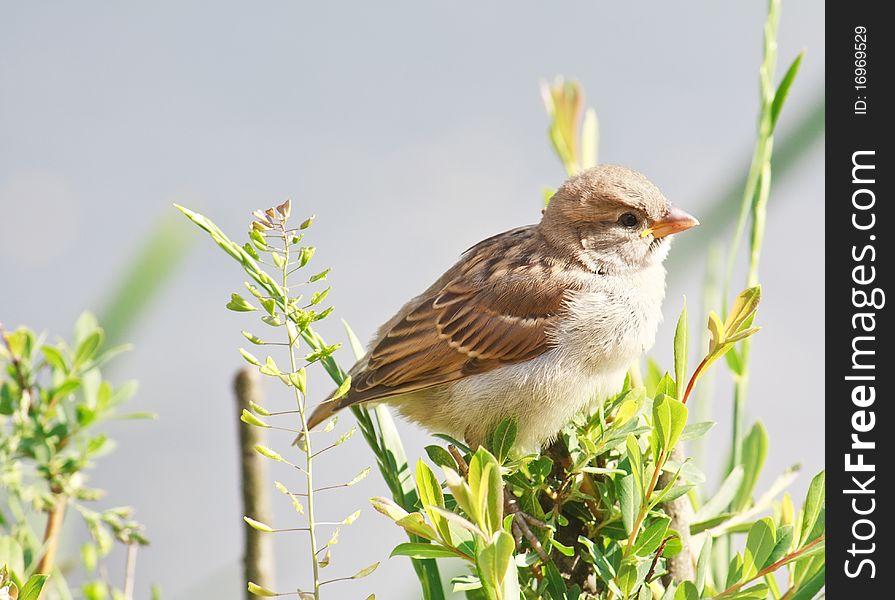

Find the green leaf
[[675, 581, 699, 600], [241, 330, 264, 345], [226, 292, 257, 312], [742, 517, 776, 578], [616, 563, 639, 598], [0, 536, 25, 580], [626, 434, 644, 495], [652, 395, 689, 452], [352, 562, 379, 579], [243, 516, 274, 532], [298, 246, 316, 267], [260, 297, 276, 316], [330, 375, 351, 400], [695, 534, 712, 593], [74, 331, 104, 365], [633, 516, 670, 556], [369, 496, 409, 522], [240, 409, 270, 428], [254, 445, 284, 462], [390, 542, 459, 560], [416, 460, 451, 545], [707, 312, 725, 353], [578, 535, 616, 581], [771, 52, 804, 127], [767, 524, 794, 567], [581, 107, 599, 169], [788, 565, 825, 600], [673, 299, 688, 400], [680, 420, 715, 441], [476, 531, 515, 597], [489, 419, 517, 463], [18, 576, 49, 600], [246, 582, 278, 596], [694, 466, 744, 522], [724, 286, 761, 337], [733, 422, 769, 510], [289, 369, 306, 394], [310, 287, 331, 305], [347, 467, 371, 486], [618, 473, 639, 535], [395, 513, 439, 541], [655, 373, 676, 398], [424, 445, 456, 470], [239, 348, 262, 366], [41, 344, 68, 372], [309, 268, 331, 283], [800, 470, 825, 545]]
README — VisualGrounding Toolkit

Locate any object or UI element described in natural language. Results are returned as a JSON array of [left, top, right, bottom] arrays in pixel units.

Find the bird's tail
[[307, 398, 343, 431]]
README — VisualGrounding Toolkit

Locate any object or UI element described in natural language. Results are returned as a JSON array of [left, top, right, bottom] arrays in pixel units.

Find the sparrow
[[308, 165, 698, 450]]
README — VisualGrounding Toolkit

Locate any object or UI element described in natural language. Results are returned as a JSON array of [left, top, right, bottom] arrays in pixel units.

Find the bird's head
[[540, 164, 699, 273]]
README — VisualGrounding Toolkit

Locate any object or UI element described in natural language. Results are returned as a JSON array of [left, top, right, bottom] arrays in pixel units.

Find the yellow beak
[[641, 206, 700, 239]]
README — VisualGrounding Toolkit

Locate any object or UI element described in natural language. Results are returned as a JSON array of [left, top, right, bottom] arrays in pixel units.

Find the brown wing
[[341, 226, 576, 406]]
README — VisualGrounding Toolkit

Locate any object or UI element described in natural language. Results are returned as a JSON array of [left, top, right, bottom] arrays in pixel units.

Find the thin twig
[[712, 536, 825, 599], [448, 445, 469, 477], [35, 495, 66, 574]]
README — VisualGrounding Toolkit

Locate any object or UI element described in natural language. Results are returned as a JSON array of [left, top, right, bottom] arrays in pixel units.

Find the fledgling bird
[[308, 165, 698, 450]]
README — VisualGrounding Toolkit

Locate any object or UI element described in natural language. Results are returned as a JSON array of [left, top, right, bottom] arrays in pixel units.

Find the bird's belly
[[392, 350, 627, 450]]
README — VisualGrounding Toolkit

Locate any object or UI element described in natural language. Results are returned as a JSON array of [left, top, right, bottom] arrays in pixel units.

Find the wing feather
[[338, 226, 584, 406]]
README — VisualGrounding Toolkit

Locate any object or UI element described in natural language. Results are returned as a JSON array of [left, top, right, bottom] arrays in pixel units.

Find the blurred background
[[1, 1, 823, 598]]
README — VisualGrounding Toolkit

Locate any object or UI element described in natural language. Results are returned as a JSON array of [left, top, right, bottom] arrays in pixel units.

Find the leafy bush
[[0, 315, 151, 600]]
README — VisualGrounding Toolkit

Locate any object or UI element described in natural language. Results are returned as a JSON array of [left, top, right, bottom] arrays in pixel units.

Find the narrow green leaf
[[800, 470, 825, 545], [390, 542, 460, 560], [733, 422, 769, 510], [19, 574, 50, 600], [247, 582, 278, 597], [694, 466, 744, 522], [771, 52, 804, 127], [626, 434, 644, 495], [240, 409, 270, 428], [351, 562, 379, 579], [680, 420, 715, 441], [673, 299, 689, 400], [416, 459, 451, 545], [243, 516, 274, 532], [618, 473, 639, 535], [695, 534, 712, 593]]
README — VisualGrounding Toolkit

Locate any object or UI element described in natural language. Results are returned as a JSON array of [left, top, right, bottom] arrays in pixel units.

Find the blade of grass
[[99, 212, 194, 345]]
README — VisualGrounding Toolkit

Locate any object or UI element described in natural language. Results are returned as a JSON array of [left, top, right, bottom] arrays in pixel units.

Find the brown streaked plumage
[[308, 164, 699, 448]]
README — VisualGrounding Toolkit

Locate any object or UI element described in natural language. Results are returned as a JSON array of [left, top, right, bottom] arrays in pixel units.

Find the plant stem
[[723, 0, 782, 533], [712, 536, 824, 599], [624, 449, 666, 554], [36, 495, 66, 574], [281, 228, 321, 599], [123, 544, 137, 600]]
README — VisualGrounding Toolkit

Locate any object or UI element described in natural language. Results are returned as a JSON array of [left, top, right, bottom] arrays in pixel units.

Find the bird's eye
[[618, 213, 639, 227]]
